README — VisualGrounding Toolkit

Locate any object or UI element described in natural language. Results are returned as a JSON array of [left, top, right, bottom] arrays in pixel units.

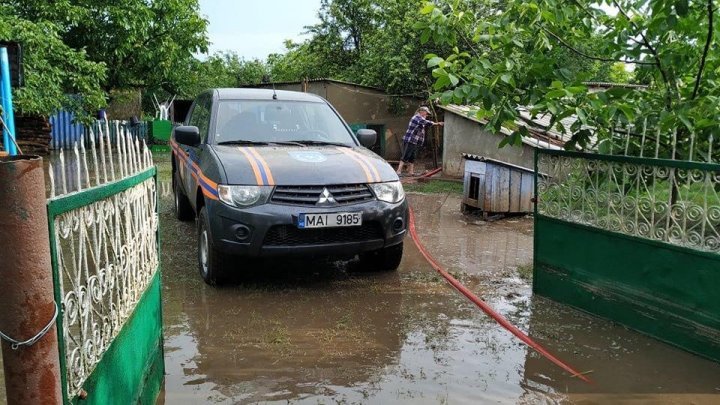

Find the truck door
[[182, 93, 212, 209]]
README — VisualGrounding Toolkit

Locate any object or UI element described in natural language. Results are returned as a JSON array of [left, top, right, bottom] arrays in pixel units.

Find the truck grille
[[271, 184, 375, 206], [263, 222, 384, 246]]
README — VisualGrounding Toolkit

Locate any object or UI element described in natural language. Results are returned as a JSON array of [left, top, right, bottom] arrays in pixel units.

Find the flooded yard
[[1, 156, 719, 404], [155, 160, 720, 404]]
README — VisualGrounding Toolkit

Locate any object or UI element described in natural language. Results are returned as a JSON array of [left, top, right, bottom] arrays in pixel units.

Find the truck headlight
[[370, 181, 405, 203], [217, 185, 272, 207]]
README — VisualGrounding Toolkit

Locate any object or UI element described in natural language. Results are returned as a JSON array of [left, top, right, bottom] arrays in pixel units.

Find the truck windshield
[[214, 100, 355, 146]]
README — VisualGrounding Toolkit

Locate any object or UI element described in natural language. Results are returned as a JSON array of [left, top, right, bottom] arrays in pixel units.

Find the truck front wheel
[[198, 206, 225, 285]]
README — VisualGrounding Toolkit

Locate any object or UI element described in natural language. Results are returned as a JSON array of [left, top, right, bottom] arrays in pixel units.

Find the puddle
[[157, 178, 720, 404]]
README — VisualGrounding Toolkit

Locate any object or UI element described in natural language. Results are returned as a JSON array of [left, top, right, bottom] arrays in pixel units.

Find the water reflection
[[522, 297, 720, 398]]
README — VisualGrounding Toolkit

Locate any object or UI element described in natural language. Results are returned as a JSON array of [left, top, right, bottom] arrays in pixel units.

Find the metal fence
[[533, 122, 720, 362], [46, 128, 162, 402], [593, 119, 719, 164], [50, 110, 148, 150], [535, 121, 720, 254], [537, 150, 720, 254]]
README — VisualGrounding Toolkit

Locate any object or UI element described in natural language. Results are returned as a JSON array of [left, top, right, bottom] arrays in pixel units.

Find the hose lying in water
[[407, 207, 593, 384]]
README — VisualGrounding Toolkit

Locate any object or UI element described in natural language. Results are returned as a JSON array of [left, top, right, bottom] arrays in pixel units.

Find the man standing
[[396, 106, 443, 176]]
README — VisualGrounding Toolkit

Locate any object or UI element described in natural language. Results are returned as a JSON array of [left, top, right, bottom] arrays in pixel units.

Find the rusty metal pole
[[0, 155, 62, 404]]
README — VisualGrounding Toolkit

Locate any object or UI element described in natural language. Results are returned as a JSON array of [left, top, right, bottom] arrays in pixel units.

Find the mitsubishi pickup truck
[[171, 88, 408, 284]]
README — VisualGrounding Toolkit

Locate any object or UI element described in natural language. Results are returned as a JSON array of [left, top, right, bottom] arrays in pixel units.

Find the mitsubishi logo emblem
[[317, 188, 337, 205]]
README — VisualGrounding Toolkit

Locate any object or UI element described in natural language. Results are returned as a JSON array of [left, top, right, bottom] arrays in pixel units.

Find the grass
[[152, 151, 172, 182], [404, 180, 463, 195], [516, 264, 533, 281]]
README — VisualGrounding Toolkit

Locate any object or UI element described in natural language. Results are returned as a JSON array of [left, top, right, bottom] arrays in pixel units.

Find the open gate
[[46, 129, 163, 403]]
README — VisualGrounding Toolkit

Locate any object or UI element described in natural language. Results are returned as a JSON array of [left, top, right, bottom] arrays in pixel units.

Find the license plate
[[298, 212, 362, 228]]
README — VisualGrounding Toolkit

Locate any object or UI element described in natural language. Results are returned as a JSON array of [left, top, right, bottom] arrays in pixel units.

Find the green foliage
[[2, 0, 209, 117], [6, 0, 209, 92], [0, 9, 106, 118], [608, 62, 635, 84], [267, 0, 448, 96], [417, 0, 720, 159], [175, 52, 270, 98]]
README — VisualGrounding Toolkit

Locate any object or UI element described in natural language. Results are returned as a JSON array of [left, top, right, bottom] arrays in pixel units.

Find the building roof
[[441, 104, 597, 151], [441, 105, 558, 150]]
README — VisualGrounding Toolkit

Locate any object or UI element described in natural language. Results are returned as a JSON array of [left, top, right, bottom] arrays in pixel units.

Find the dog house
[[462, 154, 535, 218]]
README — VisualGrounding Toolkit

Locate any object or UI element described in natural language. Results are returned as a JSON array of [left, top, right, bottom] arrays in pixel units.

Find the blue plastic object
[[0, 47, 17, 155]]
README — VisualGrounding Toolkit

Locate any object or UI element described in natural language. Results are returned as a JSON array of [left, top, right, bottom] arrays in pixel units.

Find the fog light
[[233, 225, 251, 241], [393, 218, 405, 232]]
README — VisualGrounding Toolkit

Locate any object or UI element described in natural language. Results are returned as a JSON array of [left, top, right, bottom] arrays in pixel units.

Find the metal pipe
[[0, 155, 63, 403], [0, 47, 17, 155]]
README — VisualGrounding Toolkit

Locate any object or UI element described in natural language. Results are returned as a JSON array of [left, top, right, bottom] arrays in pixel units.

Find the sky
[[198, 0, 322, 60]]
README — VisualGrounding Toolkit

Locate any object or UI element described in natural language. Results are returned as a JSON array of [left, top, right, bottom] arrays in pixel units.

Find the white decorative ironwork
[[49, 128, 158, 398], [538, 153, 720, 254]]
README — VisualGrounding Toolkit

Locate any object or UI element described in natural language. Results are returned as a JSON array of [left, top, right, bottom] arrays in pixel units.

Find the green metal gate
[[533, 147, 720, 362], [46, 131, 164, 403]]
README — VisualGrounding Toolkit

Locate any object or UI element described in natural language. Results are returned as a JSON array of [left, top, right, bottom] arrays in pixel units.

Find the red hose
[[408, 207, 593, 384], [419, 167, 442, 178]]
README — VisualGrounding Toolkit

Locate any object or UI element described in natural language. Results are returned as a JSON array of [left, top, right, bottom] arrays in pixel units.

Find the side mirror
[[356, 129, 377, 148], [174, 126, 200, 146]]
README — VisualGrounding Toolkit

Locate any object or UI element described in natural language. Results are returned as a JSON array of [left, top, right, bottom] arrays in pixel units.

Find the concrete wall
[[442, 112, 535, 177], [323, 82, 418, 160]]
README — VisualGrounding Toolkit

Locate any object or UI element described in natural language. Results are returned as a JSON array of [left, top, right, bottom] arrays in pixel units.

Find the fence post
[[0, 155, 62, 404]]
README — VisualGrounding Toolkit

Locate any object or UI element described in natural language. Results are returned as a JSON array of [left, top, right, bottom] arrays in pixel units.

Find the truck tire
[[198, 206, 225, 285], [357, 242, 403, 272]]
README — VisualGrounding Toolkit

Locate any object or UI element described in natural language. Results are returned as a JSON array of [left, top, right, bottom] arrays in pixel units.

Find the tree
[[178, 52, 270, 97], [0, 8, 106, 118], [608, 63, 636, 84], [267, 0, 447, 98], [418, 0, 720, 159], [5, 0, 209, 94]]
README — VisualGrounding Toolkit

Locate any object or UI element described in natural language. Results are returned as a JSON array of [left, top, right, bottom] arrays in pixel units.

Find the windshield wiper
[[269, 141, 307, 147], [216, 140, 270, 146], [292, 140, 350, 147]]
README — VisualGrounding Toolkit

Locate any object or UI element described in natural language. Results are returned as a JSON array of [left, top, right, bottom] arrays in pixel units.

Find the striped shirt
[[403, 114, 434, 145]]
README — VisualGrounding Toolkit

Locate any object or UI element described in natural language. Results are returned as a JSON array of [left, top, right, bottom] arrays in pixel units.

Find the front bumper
[[206, 198, 408, 257]]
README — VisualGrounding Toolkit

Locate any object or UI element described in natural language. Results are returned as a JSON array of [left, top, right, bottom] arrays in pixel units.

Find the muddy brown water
[[2, 157, 720, 403], [156, 184, 720, 404]]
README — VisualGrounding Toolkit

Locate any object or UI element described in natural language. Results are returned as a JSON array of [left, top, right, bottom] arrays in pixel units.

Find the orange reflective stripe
[[202, 188, 218, 200], [349, 149, 381, 182], [237, 147, 264, 185], [247, 147, 275, 186], [199, 171, 218, 189], [338, 148, 373, 183]]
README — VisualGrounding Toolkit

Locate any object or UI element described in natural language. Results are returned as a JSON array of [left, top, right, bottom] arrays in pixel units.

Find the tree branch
[[542, 28, 656, 65], [692, 0, 714, 99], [611, 0, 673, 108]]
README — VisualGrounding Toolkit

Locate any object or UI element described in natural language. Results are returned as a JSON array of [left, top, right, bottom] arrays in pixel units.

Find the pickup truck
[[171, 88, 408, 284]]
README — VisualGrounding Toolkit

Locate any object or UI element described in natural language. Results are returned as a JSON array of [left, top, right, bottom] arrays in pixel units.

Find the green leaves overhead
[[417, 0, 720, 159]]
